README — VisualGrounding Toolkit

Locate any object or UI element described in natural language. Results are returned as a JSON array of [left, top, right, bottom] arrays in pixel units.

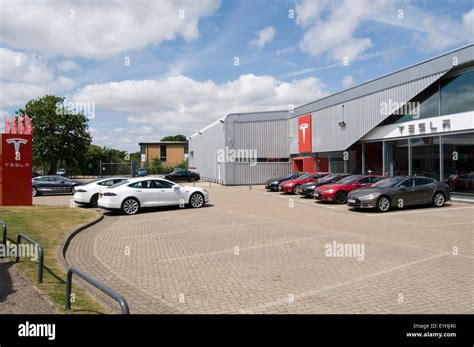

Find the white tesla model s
[[74, 177, 128, 207], [97, 177, 209, 215]]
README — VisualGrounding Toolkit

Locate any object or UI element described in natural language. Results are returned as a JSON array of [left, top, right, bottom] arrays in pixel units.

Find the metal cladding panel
[[226, 162, 292, 185], [188, 121, 226, 182], [232, 119, 289, 158], [290, 71, 447, 153], [295, 44, 473, 116], [289, 116, 299, 154]]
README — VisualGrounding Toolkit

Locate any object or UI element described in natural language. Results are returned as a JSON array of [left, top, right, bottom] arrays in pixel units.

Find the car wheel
[[293, 185, 300, 194], [90, 194, 99, 208], [334, 191, 347, 204], [376, 196, 391, 212], [433, 192, 446, 207], [189, 192, 204, 208], [121, 198, 140, 215], [32, 187, 38, 197]]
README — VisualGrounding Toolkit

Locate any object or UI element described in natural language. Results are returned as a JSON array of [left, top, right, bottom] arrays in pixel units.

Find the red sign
[[298, 114, 312, 153], [0, 134, 32, 205]]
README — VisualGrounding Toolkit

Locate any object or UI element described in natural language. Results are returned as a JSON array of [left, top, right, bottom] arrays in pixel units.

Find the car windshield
[[283, 172, 297, 179], [337, 175, 360, 184], [318, 174, 338, 183], [372, 177, 405, 188], [297, 173, 310, 179], [108, 180, 130, 188]]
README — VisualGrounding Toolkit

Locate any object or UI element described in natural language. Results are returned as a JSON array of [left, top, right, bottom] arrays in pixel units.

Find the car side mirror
[[172, 184, 180, 189]]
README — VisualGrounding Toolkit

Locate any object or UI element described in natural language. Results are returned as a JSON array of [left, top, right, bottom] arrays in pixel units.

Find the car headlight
[[323, 189, 334, 193], [272, 181, 278, 185]]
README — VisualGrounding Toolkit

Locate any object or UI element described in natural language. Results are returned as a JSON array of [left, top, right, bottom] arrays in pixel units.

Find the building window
[[363, 142, 383, 175], [140, 145, 146, 154], [411, 136, 440, 180], [160, 144, 167, 162], [384, 139, 409, 176], [443, 133, 474, 195], [441, 70, 474, 116]]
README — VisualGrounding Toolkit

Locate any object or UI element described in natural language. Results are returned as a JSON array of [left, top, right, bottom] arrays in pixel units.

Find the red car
[[278, 172, 329, 194], [314, 175, 384, 203]]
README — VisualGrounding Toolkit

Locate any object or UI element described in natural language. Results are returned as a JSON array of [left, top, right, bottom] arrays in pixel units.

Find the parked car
[[278, 172, 328, 194], [314, 175, 384, 203], [56, 168, 66, 176], [296, 173, 350, 198], [97, 177, 209, 215], [264, 172, 305, 192], [134, 168, 148, 177], [32, 176, 84, 196], [347, 176, 451, 212], [74, 177, 128, 207], [164, 169, 200, 182], [446, 173, 474, 193]]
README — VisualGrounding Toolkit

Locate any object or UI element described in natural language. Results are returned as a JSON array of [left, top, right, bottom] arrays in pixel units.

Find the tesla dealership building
[[189, 44, 474, 196]]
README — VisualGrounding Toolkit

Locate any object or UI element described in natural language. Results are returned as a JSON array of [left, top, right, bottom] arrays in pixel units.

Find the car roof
[[124, 177, 176, 184]]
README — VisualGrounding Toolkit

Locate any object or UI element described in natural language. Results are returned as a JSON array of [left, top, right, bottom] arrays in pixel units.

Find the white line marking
[[155, 233, 336, 263]]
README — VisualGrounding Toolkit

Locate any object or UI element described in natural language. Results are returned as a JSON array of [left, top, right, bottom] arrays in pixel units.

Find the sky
[[0, 0, 473, 152]]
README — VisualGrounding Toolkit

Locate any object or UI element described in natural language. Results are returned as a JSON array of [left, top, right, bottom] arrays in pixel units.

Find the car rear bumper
[[73, 192, 91, 204], [97, 197, 121, 210]]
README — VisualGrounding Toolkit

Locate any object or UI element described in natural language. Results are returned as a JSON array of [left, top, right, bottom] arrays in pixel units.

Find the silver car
[[347, 176, 451, 212]]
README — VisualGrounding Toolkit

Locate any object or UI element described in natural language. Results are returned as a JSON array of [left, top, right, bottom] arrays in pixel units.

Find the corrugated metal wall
[[232, 119, 289, 158], [188, 120, 226, 182], [226, 162, 292, 185], [290, 72, 447, 153]]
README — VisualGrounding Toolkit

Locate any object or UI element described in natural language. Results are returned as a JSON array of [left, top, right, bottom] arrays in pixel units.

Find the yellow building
[[139, 141, 188, 168]]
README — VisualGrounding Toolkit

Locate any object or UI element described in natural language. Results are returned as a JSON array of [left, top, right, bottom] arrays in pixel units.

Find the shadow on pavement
[[0, 260, 16, 303]]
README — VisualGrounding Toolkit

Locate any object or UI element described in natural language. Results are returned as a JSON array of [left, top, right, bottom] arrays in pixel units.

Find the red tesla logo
[[298, 114, 312, 153]]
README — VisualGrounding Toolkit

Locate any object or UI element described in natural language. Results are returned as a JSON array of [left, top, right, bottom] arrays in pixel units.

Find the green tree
[[161, 134, 187, 142], [16, 95, 91, 175]]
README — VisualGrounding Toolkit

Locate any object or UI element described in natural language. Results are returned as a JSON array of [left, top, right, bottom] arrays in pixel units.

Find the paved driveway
[[66, 183, 474, 314]]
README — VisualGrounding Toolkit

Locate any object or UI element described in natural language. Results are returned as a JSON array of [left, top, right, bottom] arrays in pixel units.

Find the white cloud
[[295, 0, 329, 28], [57, 60, 80, 72], [72, 74, 328, 148], [0, 0, 220, 59], [0, 48, 76, 108], [341, 75, 355, 89], [295, 0, 473, 61], [296, 0, 385, 61], [462, 9, 474, 38], [250, 26, 276, 49], [0, 48, 53, 83]]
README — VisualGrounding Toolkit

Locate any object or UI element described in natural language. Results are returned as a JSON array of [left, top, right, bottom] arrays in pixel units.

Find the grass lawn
[[0, 205, 110, 314]]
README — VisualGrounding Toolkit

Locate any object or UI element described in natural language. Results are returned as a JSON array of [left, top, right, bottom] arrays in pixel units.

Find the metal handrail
[[15, 233, 44, 283], [0, 221, 6, 246], [66, 267, 130, 314]]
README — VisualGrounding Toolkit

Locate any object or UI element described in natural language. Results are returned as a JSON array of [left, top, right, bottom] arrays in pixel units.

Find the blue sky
[[1, 0, 473, 151]]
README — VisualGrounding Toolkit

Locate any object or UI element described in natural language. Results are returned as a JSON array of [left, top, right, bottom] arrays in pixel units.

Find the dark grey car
[[347, 176, 451, 212], [32, 176, 84, 196]]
